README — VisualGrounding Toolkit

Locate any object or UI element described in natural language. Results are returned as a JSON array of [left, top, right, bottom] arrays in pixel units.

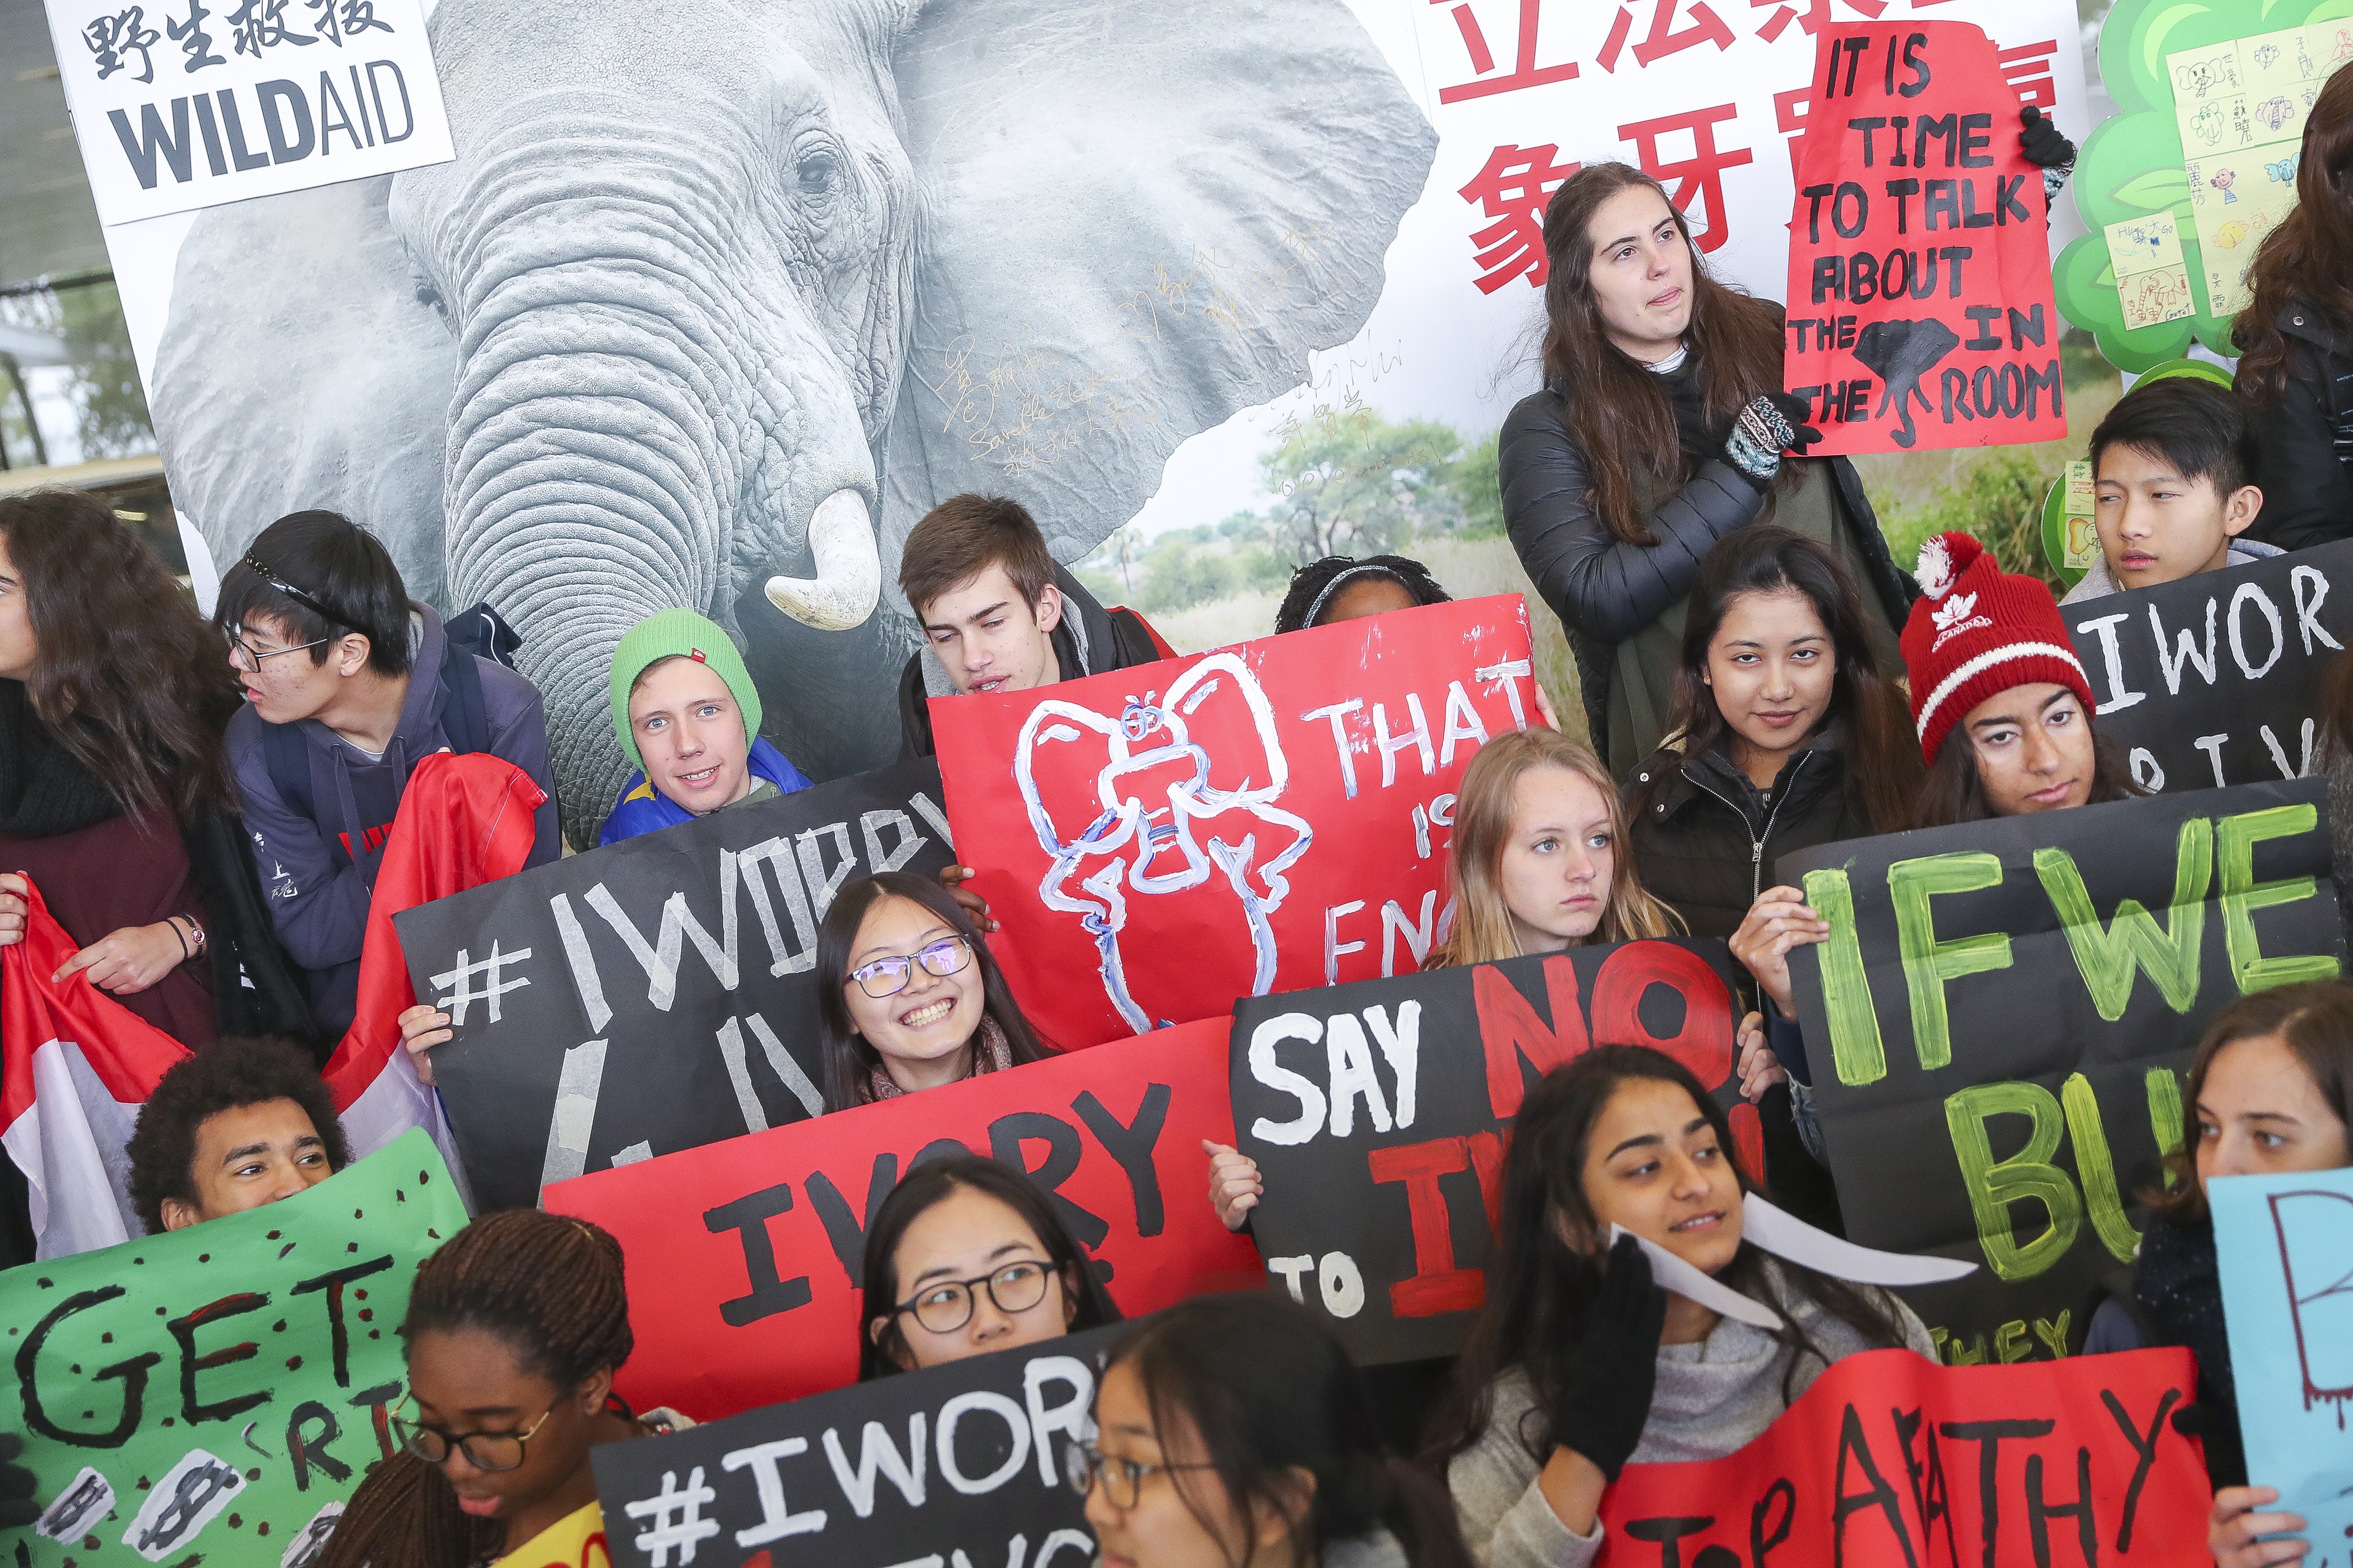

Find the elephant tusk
[[765, 489, 881, 631]]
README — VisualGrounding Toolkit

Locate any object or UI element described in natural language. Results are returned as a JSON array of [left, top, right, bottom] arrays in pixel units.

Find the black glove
[[1759, 390, 1823, 455], [2019, 105, 2075, 171], [1547, 1234, 1669, 1482], [0, 1431, 38, 1529]]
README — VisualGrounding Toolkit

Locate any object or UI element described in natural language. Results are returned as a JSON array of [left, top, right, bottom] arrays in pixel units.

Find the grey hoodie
[[1448, 1266, 1934, 1568], [225, 600, 560, 1032], [2058, 536, 2283, 604]]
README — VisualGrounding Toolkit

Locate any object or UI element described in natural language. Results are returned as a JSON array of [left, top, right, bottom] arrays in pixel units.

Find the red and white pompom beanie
[[1900, 531, 2094, 765]]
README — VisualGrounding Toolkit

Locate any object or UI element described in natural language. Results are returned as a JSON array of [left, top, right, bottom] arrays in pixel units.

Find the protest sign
[[2069, 537, 2353, 795], [1593, 1345, 2208, 1566], [934, 597, 1537, 1050], [592, 1321, 1119, 1568], [1783, 779, 2342, 1363], [1782, 22, 2065, 454], [542, 1018, 1260, 1418], [397, 757, 956, 1211], [40, 0, 453, 225], [1229, 939, 1751, 1367], [2212, 1166, 2353, 1555], [4, 1129, 467, 1567]]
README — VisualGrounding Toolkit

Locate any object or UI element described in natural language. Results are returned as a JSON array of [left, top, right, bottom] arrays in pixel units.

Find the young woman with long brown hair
[[1500, 163, 1914, 778], [2234, 66, 2353, 551], [0, 490, 311, 1052]]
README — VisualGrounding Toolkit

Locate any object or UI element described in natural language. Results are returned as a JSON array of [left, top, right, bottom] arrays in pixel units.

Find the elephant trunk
[[441, 290, 878, 838]]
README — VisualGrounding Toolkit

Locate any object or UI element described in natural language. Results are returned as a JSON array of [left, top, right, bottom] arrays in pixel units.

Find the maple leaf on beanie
[[1900, 531, 2095, 765]]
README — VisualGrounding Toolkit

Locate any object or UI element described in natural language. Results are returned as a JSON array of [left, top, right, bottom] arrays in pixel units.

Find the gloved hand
[[1759, 390, 1822, 454], [0, 1430, 39, 1529], [1723, 392, 1819, 484], [1546, 1234, 1669, 1482], [2018, 105, 2076, 171]]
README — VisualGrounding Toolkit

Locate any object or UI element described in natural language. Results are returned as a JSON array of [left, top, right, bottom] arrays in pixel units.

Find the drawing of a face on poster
[[1017, 653, 1313, 1033], [107, 0, 2082, 837]]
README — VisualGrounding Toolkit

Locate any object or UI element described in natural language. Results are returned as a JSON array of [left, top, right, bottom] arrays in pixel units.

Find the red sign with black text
[[1782, 21, 2065, 453], [542, 1018, 1261, 1419], [1596, 1346, 2208, 1566], [932, 598, 1538, 1049]]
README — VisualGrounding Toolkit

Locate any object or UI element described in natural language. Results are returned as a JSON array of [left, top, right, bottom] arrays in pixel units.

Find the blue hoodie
[[598, 737, 813, 844]]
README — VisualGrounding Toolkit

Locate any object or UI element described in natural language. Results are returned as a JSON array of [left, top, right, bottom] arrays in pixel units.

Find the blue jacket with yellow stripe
[[597, 737, 813, 845]]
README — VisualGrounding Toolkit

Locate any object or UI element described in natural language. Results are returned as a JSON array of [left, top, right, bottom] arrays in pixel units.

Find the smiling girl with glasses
[[813, 871, 1050, 1112]]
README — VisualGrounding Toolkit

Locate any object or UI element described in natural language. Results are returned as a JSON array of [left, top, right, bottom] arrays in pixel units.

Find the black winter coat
[[1500, 327, 1914, 756], [2247, 297, 2353, 552], [897, 566, 1165, 759], [1628, 737, 1876, 939]]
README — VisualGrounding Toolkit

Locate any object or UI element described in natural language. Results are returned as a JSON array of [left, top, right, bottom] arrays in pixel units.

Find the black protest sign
[[1229, 940, 1748, 1367], [1783, 779, 2342, 1363], [396, 758, 955, 1210], [591, 1321, 1120, 1568], [2069, 537, 2353, 794]]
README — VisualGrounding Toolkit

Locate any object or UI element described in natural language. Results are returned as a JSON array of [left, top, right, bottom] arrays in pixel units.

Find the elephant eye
[[796, 146, 841, 198]]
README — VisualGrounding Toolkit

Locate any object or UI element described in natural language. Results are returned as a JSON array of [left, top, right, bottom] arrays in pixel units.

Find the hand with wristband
[[48, 912, 205, 995]]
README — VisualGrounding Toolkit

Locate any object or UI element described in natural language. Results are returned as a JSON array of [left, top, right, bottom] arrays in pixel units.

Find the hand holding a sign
[[399, 1002, 454, 1086], [0, 871, 24, 945], [1758, 391, 1823, 455], [939, 864, 1001, 933], [1734, 1012, 1788, 1102], [2210, 1487, 2307, 1568], [1203, 1138, 1263, 1230], [1726, 885, 1830, 1015]]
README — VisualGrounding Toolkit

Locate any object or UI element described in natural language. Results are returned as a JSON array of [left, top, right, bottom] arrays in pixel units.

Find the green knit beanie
[[609, 609, 763, 772]]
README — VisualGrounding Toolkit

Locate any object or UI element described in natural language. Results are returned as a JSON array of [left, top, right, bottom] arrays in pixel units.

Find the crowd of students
[[9, 97, 2353, 1565]]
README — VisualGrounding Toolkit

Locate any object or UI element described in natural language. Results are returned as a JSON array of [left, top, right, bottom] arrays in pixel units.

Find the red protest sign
[[1595, 1346, 2208, 1566], [932, 597, 1539, 1048], [1781, 22, 2065, 454], [542, 1017, 1261, 1419]]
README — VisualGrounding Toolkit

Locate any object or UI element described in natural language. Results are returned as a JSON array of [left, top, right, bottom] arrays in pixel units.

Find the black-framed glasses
[[1062, 1441, 1221, 1509], [848, 935, 972, 999], [223, 624, 334, 670], [389, 1399, 554, 1473], [892, 1258, 1053, 1334]]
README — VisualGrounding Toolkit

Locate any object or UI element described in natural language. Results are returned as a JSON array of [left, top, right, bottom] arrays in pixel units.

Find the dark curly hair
[[1275, 554, 1452, 634], [124, 1036, 350, 1234]]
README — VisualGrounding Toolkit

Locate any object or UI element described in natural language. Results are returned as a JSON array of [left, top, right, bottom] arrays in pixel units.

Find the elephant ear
[[882, 0, 1435, 593], [151, 173, 457, 601]]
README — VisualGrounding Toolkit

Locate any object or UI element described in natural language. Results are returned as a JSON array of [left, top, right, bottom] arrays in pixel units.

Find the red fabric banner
[[542, 1016, 1261, 1419], [1595, 1346, 2208, 1566], [1781, 22, 2065, 455], [932, 597, 1538, 1048]]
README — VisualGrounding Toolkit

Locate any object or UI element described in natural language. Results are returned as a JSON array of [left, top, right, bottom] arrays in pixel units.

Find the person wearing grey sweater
[[1447, 1262, 1934, 1568]]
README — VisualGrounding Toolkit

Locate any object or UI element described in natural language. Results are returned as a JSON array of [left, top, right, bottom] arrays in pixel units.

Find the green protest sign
[[3, 1128, 466, 1566]]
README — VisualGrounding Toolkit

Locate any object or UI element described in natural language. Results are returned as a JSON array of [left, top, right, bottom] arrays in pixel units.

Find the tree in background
[[1260, 412, 1466, 563]]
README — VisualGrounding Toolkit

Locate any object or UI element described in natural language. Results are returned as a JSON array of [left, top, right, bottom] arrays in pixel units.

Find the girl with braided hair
[[318, 1208, 684, 1568]]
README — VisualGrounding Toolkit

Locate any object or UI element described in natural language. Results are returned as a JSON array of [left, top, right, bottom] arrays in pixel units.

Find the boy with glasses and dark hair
[[213, 510, 559, 1033]]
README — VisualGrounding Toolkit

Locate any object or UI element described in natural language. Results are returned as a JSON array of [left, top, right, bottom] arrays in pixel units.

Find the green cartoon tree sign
[[2054, 0, 2353, 371]]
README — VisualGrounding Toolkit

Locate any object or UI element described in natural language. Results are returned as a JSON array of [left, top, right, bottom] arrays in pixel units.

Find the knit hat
[[1901, 532, 2093, 765], [609, 609, 763, 771]]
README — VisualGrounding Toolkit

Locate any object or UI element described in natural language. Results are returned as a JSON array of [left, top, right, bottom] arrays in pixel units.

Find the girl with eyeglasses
[[1068, 1292, 1475, 1568], [318, 1208, 686, 1568], [815, 870, 1050, 1112], [857, 1153, 1121, 1379]]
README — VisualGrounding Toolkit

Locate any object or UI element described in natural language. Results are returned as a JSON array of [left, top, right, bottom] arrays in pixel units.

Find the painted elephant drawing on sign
[[149, 0, 1436, 838]]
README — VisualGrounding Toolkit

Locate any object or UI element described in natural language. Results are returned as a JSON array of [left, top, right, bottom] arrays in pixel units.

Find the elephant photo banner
[[1781, 779, 2343, 1364], [592, 1322, 1123, 1568], [1780, 21, 2066, 454], [541, 1018, 1262, 1419], [3, 1130, 467, 1568], [1229, 939, 1752, 1367], [933, 596, 1536, 1049], [395, 757, 955, 1212], [1592, 1346, 2209, 1567], [2067, 537, 2353, 795], [38, 0, 454, 226]]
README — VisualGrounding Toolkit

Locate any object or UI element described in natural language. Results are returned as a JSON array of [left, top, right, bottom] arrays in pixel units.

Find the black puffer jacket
[[1500, 315, 1913, 758], [1627, 735, 1875, 939], [2247, 297, 2353, 552]]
